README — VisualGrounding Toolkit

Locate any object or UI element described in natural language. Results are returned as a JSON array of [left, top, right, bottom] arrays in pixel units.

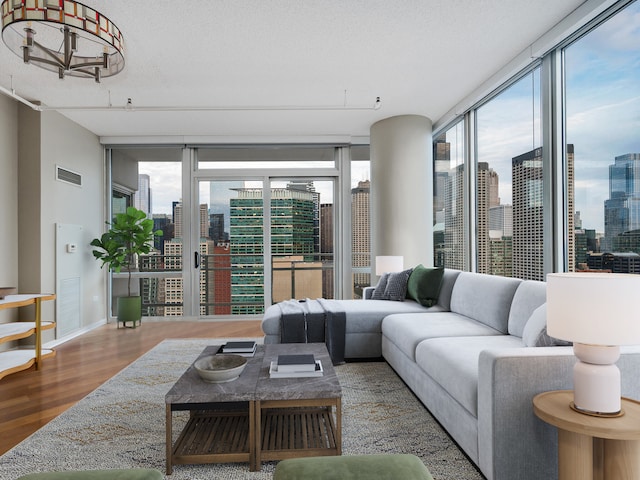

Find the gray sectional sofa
[[261, 269, 640, 480]]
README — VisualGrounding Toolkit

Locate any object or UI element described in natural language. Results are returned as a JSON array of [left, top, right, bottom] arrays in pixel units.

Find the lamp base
[[569, 401, 625, 417], [572, 343, 622, 415]]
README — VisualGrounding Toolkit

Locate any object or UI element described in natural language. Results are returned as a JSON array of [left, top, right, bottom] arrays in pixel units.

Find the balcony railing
[[111, 252, 370, 317]]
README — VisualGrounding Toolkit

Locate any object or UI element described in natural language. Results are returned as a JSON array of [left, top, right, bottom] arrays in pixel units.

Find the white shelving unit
[[0, 294, 56, 380]]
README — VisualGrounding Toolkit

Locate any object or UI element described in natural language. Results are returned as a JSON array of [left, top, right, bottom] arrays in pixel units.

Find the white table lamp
[[546, 272, 640, 416], [375, 256, 404, 276]]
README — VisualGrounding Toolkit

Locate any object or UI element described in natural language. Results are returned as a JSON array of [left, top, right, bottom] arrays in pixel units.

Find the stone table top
[[165, 343, 341, 406], [165, 345, 263, 405], [256, 343, 341, 401]]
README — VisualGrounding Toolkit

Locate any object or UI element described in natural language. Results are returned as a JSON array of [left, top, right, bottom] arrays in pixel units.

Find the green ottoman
[[273, 454, 434, 480], [15, 469, 164, 480]]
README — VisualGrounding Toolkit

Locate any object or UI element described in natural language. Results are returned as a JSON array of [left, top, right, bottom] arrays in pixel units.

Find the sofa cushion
[[415, 335, 524, 417], [261, 299, 429, 337], [522, 304, 572, 347], [382, 312, 502, 361], [406, 265, 444, 307], [435, 269, 462, 310], [449, 272, 522, 333], [507, 280, 547, 337]]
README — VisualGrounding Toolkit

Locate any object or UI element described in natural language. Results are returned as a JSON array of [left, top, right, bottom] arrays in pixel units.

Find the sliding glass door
[[196, 179, 265, 315], [107, 145, 359, 321], [269, 179, 335, 303]]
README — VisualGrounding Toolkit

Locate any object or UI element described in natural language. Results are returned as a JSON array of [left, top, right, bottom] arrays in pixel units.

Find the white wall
[[14, 104, 107, 343], [40, 110, 107, 337], [0, 94, 19, 328]]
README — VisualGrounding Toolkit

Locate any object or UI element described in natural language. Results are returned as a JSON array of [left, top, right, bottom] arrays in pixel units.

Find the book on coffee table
[[219, 341, 257, 357], [276, 354, 317, 372], [269, 359, 323, 378]]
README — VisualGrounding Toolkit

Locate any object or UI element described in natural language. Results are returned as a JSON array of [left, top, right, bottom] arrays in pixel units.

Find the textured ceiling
[[0, 0, 586, 139]]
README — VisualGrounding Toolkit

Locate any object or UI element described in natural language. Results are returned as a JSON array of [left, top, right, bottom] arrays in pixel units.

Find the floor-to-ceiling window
[[432, 0, 638, 277], [475, 67, 543, 280], [564, 0, 640, 273], [433, 121, 466, 270]]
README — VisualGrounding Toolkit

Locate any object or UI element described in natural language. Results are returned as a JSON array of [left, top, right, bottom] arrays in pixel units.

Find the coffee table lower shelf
[[259, 406, 340, 461], [169, 409, 254, 473], [168, 404, 340, 473]]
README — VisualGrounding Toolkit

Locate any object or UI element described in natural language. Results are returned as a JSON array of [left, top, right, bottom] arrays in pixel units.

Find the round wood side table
[[533, 390, 640, 480]]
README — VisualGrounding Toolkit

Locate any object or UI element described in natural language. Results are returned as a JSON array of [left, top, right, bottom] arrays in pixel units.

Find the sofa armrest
[[362, 286, 375, 300], [477, 346, 640, 480]]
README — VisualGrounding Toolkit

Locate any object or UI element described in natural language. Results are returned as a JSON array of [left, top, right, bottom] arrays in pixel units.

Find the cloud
[[139, 162, 182, 215]]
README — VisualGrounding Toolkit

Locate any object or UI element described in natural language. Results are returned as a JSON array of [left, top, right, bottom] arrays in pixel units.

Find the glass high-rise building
[[603, 153, 640, 252], [134, 174, 151, 219], [230, 187, 316, 314]]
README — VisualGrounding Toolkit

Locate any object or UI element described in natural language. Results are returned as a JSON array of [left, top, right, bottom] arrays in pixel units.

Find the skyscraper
[[173, 203, 209, 240], [209, 213, 225, 242], [566, 145, 575, 271], [320, 203, 334, 298], [351, 180, 370, 296], [230, 187, 317, 314], [512, 148, 543, 281], [476, 162, 500, 274], [603, 153, 640, 252], [444, 163, 466, 270], [286, 181, 321, 259], [134, 174, 151, 219]]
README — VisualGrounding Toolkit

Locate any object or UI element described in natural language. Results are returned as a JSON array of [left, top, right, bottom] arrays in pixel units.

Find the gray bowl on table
[[194, 354, 247, 383]]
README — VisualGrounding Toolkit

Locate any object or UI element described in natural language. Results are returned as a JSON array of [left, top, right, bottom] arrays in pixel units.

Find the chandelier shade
[[1, 0, 124, 82]]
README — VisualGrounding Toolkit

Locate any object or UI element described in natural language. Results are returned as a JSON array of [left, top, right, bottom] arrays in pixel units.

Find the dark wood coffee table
[[165, 342, 341, 474]]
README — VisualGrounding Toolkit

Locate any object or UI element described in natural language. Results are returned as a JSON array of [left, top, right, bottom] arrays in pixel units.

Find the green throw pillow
[[406, 265, 444, 307]]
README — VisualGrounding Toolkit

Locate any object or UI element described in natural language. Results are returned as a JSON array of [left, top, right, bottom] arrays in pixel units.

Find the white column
[[370, 115, 433, 270]]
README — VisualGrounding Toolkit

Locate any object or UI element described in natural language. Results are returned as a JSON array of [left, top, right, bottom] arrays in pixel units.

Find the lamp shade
[[375, 256, 404, 276], [546, 272, 640, 346]]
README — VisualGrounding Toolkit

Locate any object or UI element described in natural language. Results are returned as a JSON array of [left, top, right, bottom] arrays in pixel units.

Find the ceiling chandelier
[[1, 0, 124, 82]]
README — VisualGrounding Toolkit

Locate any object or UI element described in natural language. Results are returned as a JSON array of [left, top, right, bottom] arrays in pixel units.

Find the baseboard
[[43, 319, 107, 348]]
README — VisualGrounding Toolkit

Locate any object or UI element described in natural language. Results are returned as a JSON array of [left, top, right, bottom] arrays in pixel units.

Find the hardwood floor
[[0, 320, 263, 456]]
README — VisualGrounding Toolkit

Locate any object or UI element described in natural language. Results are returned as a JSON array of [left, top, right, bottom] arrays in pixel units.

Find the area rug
[[0, 339, 484, 480]]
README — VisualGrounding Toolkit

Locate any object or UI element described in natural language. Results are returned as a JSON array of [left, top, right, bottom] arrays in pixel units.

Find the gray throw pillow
[[371, 273, 390, 300], [380, 268, 413, 301], [522, 304, 572, 347]]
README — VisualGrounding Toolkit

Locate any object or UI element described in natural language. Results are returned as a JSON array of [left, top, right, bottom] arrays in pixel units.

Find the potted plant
[[91, 206, 162, 327]]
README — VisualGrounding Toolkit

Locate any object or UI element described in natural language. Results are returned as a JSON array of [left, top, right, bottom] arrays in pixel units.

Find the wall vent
[[56, 166, 82, 187]]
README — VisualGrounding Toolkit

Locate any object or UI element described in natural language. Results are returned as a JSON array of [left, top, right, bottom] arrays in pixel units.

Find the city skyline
[[138, 160, 371, 217]]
